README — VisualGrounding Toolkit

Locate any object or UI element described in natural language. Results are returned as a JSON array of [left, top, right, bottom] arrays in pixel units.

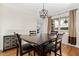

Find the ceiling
[[1, 3, 79, 16]]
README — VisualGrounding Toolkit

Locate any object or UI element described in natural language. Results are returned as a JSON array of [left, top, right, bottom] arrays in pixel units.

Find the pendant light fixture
[[39, 3, 48, 19]]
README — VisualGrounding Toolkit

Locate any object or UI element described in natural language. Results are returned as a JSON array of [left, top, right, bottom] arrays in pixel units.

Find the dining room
[[0, 3, 79, 56]]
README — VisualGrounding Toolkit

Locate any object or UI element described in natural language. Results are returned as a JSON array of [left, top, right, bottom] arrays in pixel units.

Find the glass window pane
[[51, 17, 68, 34], [60, 17, 68, 34], [53, 19, 59, 31]]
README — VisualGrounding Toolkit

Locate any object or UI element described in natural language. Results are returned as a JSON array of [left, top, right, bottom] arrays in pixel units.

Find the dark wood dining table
[[20, 34, 56, 56]]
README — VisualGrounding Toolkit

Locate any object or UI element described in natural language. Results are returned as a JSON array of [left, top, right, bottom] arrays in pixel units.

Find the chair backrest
[[14, 33, 22, 50], [57, 33, 64, 40], [48, 32, 64, 45], [48, 31, 58, 40], [51, 31, 58, 35], [55, 33, 64, 47], [29, 31, 36, 36]]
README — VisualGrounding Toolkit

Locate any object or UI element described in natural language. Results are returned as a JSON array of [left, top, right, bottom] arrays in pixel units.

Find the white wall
[[2, 5, 37, 35], [0, 5, 38, 51]]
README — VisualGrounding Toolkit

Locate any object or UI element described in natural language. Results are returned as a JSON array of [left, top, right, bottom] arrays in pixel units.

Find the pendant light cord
[[43, 3, 44, 9]]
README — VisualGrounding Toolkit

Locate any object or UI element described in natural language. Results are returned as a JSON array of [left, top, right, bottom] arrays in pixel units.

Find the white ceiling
[[1, 3, 79, 16]]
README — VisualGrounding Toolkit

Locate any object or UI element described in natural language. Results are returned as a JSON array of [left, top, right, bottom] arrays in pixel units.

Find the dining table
[[20, 34, 57, 56]]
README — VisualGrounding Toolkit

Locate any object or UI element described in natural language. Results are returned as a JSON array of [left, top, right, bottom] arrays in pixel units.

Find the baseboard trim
[[62, 43, 79, 48], [0, 48, 3, 51]]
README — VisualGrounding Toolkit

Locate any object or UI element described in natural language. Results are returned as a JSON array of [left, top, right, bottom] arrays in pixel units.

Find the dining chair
[[51, 31, 58, 34], [29, 31, 36, 36], [44, 33, 64, 56], [14, 33, 34, 56]]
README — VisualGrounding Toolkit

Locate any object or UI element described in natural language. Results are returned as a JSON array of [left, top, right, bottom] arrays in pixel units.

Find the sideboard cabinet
[[3, 35, 17, 51]]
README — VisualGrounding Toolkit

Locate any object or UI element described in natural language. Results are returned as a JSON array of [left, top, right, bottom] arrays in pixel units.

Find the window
[[52, 18, 59, 31], [52, 16, 68, 34], [60, 17, 68, 34], [54, 19, 59, 31]]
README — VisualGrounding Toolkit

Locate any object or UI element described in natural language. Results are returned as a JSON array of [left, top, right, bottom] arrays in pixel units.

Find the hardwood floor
[[0, 44, 79, 56], [62, 44, 79, 56]]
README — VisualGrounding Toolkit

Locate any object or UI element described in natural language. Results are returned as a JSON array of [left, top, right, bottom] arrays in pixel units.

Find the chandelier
[[39, 3, 48, 19]]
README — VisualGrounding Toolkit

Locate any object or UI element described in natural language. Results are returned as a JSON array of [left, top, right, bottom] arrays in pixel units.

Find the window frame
[[52, 16, 69, 34]]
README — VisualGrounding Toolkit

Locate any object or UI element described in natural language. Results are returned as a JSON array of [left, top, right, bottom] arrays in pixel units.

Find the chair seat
[[42, 42, 50, 47], [22, 44, 33, 51], [44, 43, 60, 51]]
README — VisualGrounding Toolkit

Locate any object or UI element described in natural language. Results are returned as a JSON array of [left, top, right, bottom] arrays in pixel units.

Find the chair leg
[[54, 51, 56, 56], [60, 42, 62, 56], [49, 51, 51, 56], [20, 52, 22, 56], [60, 48, 62, 56], [34, 50, 35, 56], [20, 50, 22, 56], [28, 52, 31, 56], [20, 54, 22, 56], [16, 47, 18, 56]]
